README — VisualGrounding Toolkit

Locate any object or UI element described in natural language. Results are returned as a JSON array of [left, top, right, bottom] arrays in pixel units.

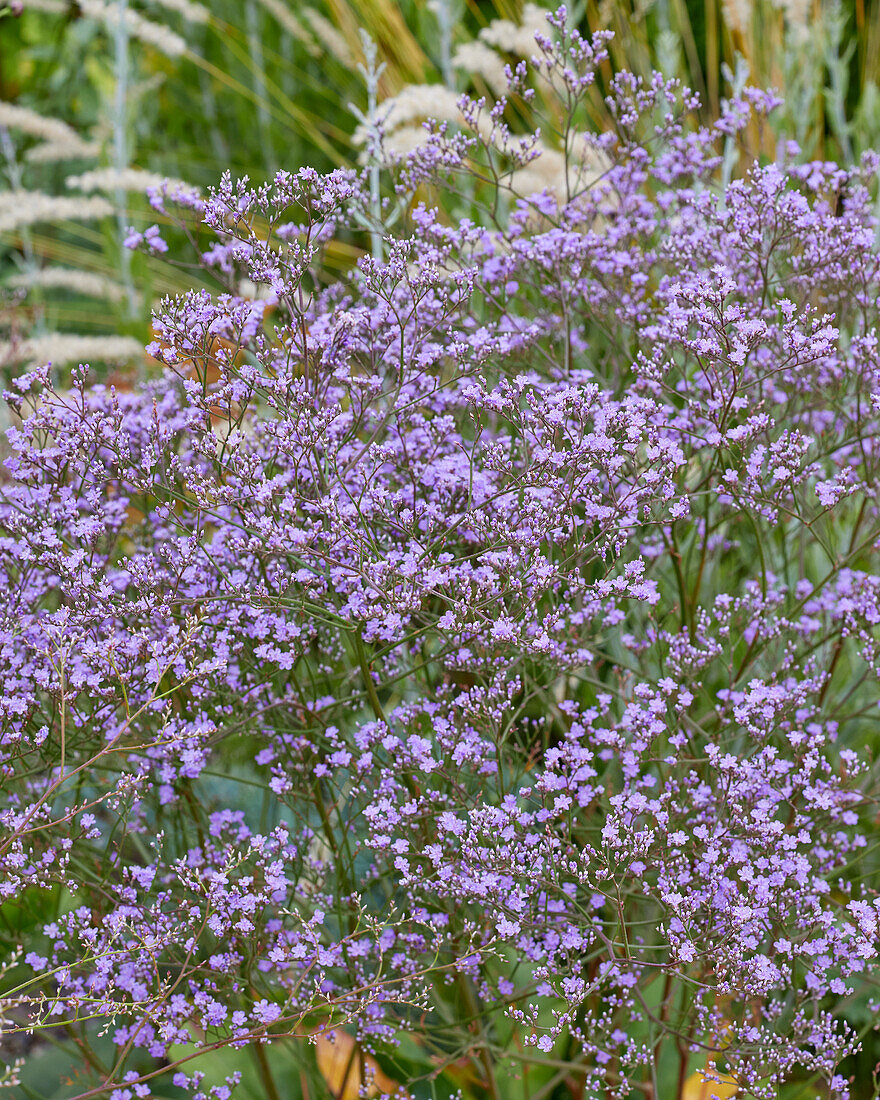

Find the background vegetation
[[2, 0, 880, 381]]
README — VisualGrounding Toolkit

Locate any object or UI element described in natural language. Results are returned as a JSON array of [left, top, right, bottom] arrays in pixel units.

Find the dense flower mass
[[3, 8, 880, 1098]]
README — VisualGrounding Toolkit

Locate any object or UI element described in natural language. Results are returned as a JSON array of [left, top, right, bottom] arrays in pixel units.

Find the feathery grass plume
[[254, 0, 316, 49], [367, 83, 462, 136], [777, 0, 812, 41], [24, 137, 102, 163], [380, 123, 436, 158], [65, 166, 190, 194], [7, 267, 126, 301], [79, 0, 187, 57], [722, 0, 754, 36], [479, 2, 547, 55], [236, 276, 280, 300], [300, 7, 353, 66], [0, 191, 113, 232], [0, 103, 80, 145], [352, 82, 465, 163], [452, 40, 509, 95], [145, 0, 209, 25], [0, 97, 100, 167], [0, 114, 40, 293], [0, 332, 142, 366]]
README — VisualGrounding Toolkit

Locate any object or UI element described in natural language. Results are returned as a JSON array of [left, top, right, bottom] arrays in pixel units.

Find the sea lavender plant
[[3, 8, 880, 1098]]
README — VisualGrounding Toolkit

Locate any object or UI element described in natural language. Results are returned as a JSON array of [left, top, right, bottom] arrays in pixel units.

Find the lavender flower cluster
[[3, 10, 880, 1098]]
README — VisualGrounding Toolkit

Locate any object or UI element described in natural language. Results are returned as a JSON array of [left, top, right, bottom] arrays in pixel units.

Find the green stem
[[251, 1041, 282, 1100], [353, 633, 386, 723]]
